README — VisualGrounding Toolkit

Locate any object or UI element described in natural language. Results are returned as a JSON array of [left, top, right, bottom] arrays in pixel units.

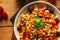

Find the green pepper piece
[[34, 16, 41, 23], [39, 22, 46, 28]]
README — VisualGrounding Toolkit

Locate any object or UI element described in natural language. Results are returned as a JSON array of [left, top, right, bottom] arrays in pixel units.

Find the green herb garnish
[[33, 16, 46, 29]]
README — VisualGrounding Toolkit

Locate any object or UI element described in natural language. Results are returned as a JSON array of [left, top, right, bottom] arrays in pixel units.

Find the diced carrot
[[50, 19, 56, 25], [44, 37, 49, 40], [44, 12, 50, 18], [25, 37, 30, 40], [54, 24, 58, 29], [20, 27, 25, 33], [26, 29, 31, 34], [45, 19, 49, 23], [21, 27, 25, 31], [37, 11, 42, 16], [20, 38, 25, 40], [24, 35, 31, 40], [54, 38, 57, 40], [39, 30, 44, 35]]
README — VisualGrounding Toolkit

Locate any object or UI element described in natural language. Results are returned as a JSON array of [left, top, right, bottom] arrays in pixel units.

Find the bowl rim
[[14, 1, 60, 40]]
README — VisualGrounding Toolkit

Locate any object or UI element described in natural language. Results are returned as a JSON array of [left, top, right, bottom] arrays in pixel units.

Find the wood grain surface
[[0, 0, 60, 40], [0, 27, 13, 40]]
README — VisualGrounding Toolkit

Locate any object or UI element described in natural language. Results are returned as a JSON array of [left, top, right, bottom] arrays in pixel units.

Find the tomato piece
[[38, 4, 44, 8], [53, 18, 58, 21], [31, 6, 35, 10], [19, 22, 23, 27], [28, 35, 31, 40], [45, 17, 50, 20], [53, 18, 59, 23], [20, 36, 26, 40], [19, 23, 23, 32]]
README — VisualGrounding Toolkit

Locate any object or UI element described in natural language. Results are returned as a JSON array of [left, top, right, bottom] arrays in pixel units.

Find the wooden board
[[0, 27, 13, 40], [56, 0, 60, 10]]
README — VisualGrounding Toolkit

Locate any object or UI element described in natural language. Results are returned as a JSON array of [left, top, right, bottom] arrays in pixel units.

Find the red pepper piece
[[19, 22, 23, 27], [44, 37, 49, 40], [26, 29, 31, 35], [54, 24, 58, 29]]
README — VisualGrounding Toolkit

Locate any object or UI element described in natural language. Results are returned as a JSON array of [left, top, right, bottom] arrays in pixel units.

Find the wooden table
[[0, 0, 20, 40], [0, 0, 60, 40]]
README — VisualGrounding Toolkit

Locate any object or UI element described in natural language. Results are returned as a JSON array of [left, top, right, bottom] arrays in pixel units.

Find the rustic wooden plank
[[0, 20, 13, 27], [0, 27, 13, 40], [56, 0, 60, 9], [11, 32, 17, 40]]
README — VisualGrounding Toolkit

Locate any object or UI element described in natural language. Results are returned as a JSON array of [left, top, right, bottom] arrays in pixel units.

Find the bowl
[[14, 1, 60, 40]]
